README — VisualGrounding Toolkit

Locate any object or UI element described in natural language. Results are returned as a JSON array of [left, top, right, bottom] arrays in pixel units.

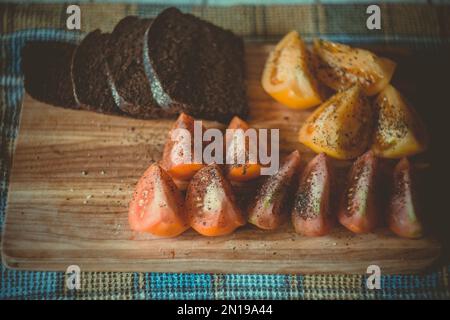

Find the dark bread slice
[[107, 16, 169, 118], [144, 8, 202, 114], [195, 15, 247, 121], [22, 41, 78, 109], [144, 7, 247, 122], [72, 30, 121, 115]]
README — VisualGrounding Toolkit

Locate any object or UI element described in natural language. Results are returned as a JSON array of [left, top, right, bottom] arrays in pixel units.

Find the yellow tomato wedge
[[298, 86, 374, 160], [262, 31, 322, 109], [371, 85, 428, 158], [313, 39, 396, 96]]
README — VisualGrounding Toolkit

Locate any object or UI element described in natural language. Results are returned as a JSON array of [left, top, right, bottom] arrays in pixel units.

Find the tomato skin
[[388, 158, 424, 239], [161, 112, 204, 181], [166, 163, 204, 181], [227, 164, 261, 182], [186, 164, 245, 236], [292, 153, 333, 236], [338, 151, 379, 234], [225, 116, 262, 182], [248, 150, 301, 230], [128, 163, 189, 237]]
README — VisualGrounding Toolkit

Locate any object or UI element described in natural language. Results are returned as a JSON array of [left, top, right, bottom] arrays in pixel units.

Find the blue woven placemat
[[1, 3, 449, 300]]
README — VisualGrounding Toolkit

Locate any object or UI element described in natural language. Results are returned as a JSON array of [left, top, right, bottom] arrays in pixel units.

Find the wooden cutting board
[[2, 44, 441, 274]]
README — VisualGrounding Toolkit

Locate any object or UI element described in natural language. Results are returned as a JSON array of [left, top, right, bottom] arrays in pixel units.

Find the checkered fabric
[[1, 2, 449, 300]]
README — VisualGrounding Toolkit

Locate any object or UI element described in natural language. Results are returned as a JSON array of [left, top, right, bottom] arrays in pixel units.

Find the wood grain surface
[[1, 44, 441, 274]]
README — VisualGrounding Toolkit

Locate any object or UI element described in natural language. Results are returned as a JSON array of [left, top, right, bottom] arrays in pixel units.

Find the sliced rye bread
[[106, 16, 169, 118], [22, 41, 79, 109], [72, 30, 122, 115], [195, 14, 247, 121], [22, 10, 247, 122], [143, 7, 247, 122], [143, 8, 202, 115]]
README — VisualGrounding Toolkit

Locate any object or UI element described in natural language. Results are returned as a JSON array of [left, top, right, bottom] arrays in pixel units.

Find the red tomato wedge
[[292, 153, 333, 236], [161, 112, 204, 181], [338, 150, 379, 234], [248, 150, 301, 230], [186, 164, 245, 236], [225, 116, 262, 182], [388, 158, 424, 239], [128, 163, 189, 237]]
